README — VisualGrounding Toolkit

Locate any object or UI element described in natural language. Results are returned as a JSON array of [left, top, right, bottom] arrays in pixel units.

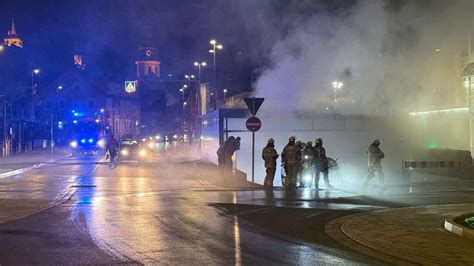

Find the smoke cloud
[[245, 0, 473, 116]]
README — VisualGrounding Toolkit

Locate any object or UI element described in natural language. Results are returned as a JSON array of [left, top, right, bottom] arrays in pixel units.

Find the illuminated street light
[[184, 74, 195, 89], [223, 88, 228, 99], [209, 39, 223, 105], [33, 69, 40, 74], [332, 81, 343, 112]]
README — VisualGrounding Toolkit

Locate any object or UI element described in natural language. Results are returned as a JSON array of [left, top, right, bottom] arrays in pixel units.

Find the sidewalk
[[0, 148, 71, 178], [325, 203, 474, 264]]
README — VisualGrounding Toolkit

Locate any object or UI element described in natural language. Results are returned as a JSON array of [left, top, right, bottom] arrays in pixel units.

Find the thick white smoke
[[247, 0, 472, 116]]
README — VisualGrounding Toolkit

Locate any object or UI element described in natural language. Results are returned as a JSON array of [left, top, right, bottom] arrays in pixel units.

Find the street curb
[[0, 153, 72, 179], [444, 217, 474, 241], [325, 203, 474, 264]]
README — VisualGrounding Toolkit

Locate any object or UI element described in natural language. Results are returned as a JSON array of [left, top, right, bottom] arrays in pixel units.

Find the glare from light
[[408, 107, 469, 116], [88, 138, 94, 143], [216, 44, 223, 49], [81, 139, 86, 144], [139, 149, 147, 157], [155, 135, 161, 140], [191, 75, 195, 78], [97, 139, 105, 148], [73, 120, 78, 124], [210, 39, 216, 45], [100, 108, 105, 113], [202, 62, 207, 66], [58, 85, 63, 90], [185, 75, 189, 78], [70, 141, 78, 148], [121, 149, 128, 156], [147, 142, 154, 149], [194, 62, 199, 66], [209, 49, 214, 53], [0, 45, 4, 52], [33, 69, 40, 74], [173, 134, 178, 139], [223, 89, 228, 93]]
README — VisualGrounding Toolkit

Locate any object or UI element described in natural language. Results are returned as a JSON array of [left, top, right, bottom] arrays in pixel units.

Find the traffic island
[[325, 203, 474, 264], [444, 213, 474, 241]]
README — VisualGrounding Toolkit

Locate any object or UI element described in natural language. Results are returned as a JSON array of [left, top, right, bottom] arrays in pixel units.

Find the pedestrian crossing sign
[[125, 80, 136, 93]]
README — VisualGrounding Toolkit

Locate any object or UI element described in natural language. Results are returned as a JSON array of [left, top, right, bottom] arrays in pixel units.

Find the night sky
[[0, 0, 352, 92]]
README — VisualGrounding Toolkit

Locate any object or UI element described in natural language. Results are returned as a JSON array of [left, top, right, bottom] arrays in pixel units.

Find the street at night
[[0, 144, 472, 264], [1, 0, 474, 265]]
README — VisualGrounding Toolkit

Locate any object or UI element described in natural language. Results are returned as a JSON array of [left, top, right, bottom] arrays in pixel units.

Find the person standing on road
[[223, 136, 240, 177], [217, 136, 234, 169], [300, 141, 315, 188], [107, 135, 119, 169], [314, 138, 332, 189], [281, 136, 300, 189], [363, 139, 385, 188], [262, 138, 279, 188]]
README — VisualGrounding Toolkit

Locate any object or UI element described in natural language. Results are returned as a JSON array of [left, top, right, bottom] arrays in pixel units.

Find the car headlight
[[304, 155, 308, 159], [155, 135, 161, 140], [97, 139, 105, 148], [70, 141, 78, 148], [173, 134, 178, 139], [139, 149, 146, 157], [147, 142, 154, 149], [121, 149, 128, 156]]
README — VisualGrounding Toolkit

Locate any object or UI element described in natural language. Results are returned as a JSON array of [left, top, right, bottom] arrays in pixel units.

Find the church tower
[[4, 18, 23, 48], [135, 47, 160, 80]]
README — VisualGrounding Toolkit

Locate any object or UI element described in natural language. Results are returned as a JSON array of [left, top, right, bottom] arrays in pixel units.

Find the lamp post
[[332, 81, 343, 113], [31, 69, 40, 121], [223, 88, 228, 99], [209, 39, 223, 106], [193, 61, 206, 113], [184, 74, 195, 88]]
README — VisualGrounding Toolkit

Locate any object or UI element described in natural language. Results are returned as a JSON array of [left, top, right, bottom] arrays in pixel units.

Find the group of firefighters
[[262, 137, 385, 189]]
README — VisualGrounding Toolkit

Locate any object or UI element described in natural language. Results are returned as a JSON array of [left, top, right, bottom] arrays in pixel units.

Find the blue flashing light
[[74, 112, 79, 117], [73, 120, 78, 124], [88, 138, 94, 143], [81, 139, 86, 144], [72, 110, 76, 113]]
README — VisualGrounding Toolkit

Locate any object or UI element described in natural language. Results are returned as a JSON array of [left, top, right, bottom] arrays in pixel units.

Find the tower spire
[[10, 17, 17, 36]]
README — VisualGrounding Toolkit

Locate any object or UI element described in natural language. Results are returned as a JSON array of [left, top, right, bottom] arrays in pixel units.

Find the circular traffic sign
[[246, 116, 261, 132]]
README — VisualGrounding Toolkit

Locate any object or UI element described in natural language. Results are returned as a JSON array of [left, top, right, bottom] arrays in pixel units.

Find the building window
[[88, 100, 94, 109]]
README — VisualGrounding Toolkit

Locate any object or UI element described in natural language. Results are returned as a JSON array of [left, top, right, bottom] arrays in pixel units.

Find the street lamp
[[194, 61, 207, 89], [209, 39, 223, 103], [332, 81, 343, 112], [184, 74, 195, 88]]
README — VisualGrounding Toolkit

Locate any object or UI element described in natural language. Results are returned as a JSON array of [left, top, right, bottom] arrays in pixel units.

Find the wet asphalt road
[[0, 143, 473, 265]]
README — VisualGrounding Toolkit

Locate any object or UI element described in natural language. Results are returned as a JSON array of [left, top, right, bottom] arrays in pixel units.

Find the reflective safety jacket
[[367, 145, 384, 166], [282, 143, 301, 166], [262, 146, 279, 168]]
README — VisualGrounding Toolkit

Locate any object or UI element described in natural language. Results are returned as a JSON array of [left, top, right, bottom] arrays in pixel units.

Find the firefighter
[[262, 138, 279, 187], [217, 136, 234, 170], [281, 136, 300, 189], [363, 139, 385, 188], [223, 136, 241, 177], [300, 141, 315, 188], [314, 138, 332, 189]]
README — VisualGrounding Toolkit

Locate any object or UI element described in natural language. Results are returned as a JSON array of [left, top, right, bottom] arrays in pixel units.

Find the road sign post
[[244, 97, 264, 183]]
